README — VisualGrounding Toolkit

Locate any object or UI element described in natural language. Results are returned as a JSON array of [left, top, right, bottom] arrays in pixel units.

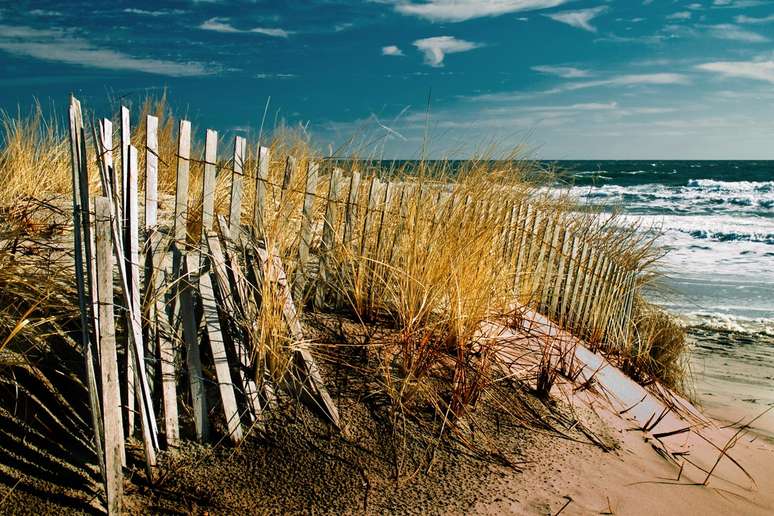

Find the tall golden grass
[[0, 96, 691, 430]]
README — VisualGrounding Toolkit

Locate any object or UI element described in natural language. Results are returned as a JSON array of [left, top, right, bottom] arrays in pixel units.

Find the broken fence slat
[[147, 230, 179, 449], [254, 247, 340, 428], [199, 266, 244, 444], [207, 229, 264, 424]]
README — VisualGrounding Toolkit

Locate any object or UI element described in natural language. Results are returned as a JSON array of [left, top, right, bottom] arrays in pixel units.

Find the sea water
[[557, 160, 774, 437]]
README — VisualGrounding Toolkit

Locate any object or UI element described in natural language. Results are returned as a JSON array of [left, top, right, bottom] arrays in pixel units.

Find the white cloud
[[334, 23, 354, 32], [255, 73, 297, 79], [532, 65, 592, 78], [0, 24, 213, 76], [703, 23, 768, 42], [556, 73, 690, 92], [546, 6, 607, 32], [29, 9, 62, 16], [412, 36, 481, 67], [524, 101, 618, 112], [735, 14, 774, 24], [666, 11, 692, 20], [712, 0, 768, 7], [697, 60, 774, 83], [199, 17, 292, 37], [124, 8, 185, 17], [382, 45, 404, 56], [393, 0, 570, 23]]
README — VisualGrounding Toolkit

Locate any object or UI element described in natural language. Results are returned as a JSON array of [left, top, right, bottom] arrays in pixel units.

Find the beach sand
[[479, 393, 774, 516], [122, 313, 774, 515], [113, 383, 774, 515]]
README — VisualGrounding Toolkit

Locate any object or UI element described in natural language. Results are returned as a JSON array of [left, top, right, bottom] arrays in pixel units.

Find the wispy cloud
[[124, 8, 186, 17], [712, 0, 769, 7], [523, 101, 618, 112], [735, 14, 774, 24], [0, 24, 213, 77], [562, 73, 690, 91], [255, 73, 297, 79], [532, 65, 592, 78], [392, 0, 571, 23], [199, 17, 292, 37], [546, 6, 607, 32], [666, 11, 692, 20], [29, 9, 62, 16], [697, 60, 774, 83], [702, 23, 768, 42], [382, 45, 404, 56], [413, 36, 481, 67], [467, 72, 690, 103]]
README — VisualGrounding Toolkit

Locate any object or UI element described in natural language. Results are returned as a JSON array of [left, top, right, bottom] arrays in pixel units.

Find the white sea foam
[[566, 180, 774, 217], [677, 311, 774, 337]]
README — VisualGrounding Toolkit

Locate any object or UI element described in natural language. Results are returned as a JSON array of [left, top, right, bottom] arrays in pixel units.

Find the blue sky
[[2, 0, 774, 159]]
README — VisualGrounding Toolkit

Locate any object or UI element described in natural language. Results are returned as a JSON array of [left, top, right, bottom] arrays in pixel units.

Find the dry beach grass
[[0, 96, 728, 514]]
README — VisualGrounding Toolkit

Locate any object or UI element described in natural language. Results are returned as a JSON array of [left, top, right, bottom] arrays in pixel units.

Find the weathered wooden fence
[[68, 97, 636, 513]]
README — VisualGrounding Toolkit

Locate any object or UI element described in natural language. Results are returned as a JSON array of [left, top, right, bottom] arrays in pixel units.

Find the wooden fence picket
[[576, 247, 599, 337], [94, 197, 124, 515], [171, 119, 208, 442], [343, 171, 361, 250], [200, 264, 244, 443], [252, 145, 270, 242], [229, 136, 246, 237], [120, 106, 130, 228], [68, 98, 106, 484], [295, 162, 319, 301], [282, 156, 296, 200], [550, 227, 570, 319], [316, 168, 343, 309], [559, 233, 578, 327], [126, 145, 143, 436], [198, 129, 244, 443], [207, 228, 264, 423]]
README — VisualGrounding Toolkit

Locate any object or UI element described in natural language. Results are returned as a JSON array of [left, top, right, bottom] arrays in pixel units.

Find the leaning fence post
[[94, 197, 124, 515], [68, 97, 106, 484], [125, 145, 144, 436]]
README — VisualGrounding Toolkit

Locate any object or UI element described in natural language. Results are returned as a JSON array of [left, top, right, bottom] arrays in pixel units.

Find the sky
[[2, 0, 774, 159]]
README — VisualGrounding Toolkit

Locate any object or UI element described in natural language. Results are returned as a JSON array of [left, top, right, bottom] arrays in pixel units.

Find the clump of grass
[[0, 102, 76, 205], [625, 294, 690, 394]]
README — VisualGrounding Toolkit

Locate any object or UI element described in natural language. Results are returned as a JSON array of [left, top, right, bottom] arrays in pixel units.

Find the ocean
[[555, 160, 774, 437]]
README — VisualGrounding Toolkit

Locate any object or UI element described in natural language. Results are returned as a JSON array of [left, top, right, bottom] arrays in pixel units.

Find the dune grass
[[0, 96, 691, 433]]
